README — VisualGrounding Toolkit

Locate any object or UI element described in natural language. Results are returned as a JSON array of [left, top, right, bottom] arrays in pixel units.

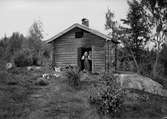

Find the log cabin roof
[[46, 23, 118, 43]]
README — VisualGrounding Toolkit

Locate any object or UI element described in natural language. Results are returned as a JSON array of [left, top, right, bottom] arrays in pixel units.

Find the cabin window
[[75, 31, 83, 38]]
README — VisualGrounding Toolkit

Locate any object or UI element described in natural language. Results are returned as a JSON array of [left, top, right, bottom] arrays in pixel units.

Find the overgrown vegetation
[[0, 63, 38, 119], [63, 65, 81, 89], [14, 49, 35, 67], [89, 73, 124, 118], [123, 89, 167, 118], [0, 20, 52, 118]]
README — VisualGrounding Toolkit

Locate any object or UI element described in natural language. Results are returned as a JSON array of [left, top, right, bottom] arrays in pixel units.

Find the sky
[[0, 0, 129, 40]]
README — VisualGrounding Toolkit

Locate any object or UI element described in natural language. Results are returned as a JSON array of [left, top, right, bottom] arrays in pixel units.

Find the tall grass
[[63, 65, 81, 89]]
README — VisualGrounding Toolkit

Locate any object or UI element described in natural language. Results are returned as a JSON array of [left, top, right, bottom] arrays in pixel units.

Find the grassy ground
[[0, 65, 167, 119]]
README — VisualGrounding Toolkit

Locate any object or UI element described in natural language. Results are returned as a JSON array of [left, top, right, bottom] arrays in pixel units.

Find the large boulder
[[117, 73, 167, 97]]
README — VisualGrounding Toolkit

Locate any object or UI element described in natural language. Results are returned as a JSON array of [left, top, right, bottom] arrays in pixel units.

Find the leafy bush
[[13, 48, 44, 67], [89, 73, 124, 117], [14, 49, 33, 67], [63, 65, 80, 89]]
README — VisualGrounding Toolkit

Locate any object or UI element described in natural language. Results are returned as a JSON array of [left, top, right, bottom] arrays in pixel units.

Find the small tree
[[105, 9, 123, 72], [121, 0, 151, 73], [29, 20, 44, 40], [26, 20, 44, 52], [22, 20, 49, 66], [141, 0, 167, 78], [105, 9, 117, 31]]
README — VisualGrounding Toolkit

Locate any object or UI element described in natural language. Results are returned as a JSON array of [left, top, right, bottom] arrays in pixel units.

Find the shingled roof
[[46, 23, 118, 43]]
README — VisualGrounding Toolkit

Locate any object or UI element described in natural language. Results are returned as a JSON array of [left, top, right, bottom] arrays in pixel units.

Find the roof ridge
[[46, 23, 118, 43]]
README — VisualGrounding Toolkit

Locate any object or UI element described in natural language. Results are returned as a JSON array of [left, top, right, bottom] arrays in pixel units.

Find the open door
[[77, 48, 82, 70], [77, 47, 92, 72]]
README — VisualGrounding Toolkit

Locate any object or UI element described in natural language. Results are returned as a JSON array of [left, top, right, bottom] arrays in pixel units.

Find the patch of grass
[[1, 62, 167, 119], [121, 89, 167, 119], [37, 85, 90, 119], [0, 65, 42, 119]]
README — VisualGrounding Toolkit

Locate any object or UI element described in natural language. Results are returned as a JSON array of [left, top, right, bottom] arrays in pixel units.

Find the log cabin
[[46, 18, 118, 73]]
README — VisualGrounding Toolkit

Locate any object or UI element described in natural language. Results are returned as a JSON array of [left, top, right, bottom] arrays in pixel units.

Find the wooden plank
[[93, 45, 105, 73]]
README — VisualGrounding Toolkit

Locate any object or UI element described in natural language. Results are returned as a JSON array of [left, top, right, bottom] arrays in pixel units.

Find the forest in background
[[0, 20, 51, 67]]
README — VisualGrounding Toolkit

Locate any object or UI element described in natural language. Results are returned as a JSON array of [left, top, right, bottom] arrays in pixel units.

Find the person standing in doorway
[[81, 51, 90, 72]]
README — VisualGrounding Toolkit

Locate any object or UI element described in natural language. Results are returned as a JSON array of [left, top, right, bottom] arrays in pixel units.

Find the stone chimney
[[82, 18, 89, 27]]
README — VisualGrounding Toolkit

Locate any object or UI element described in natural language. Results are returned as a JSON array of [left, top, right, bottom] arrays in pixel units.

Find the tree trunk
[[130, 49, 140, 74], [132, 53, 140, 74], [153, 51, 159, 78], [152, 34, 162, 78]]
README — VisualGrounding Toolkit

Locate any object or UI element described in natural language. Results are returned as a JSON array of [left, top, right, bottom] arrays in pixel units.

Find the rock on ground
[[117, 73, 167, 97], [35, 77, 49, 86]]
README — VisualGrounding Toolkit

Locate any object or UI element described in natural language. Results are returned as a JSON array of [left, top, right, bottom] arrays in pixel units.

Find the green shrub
[[63, 65, 80, 89], [89, 73, 124, 117], [13, 48, 44, 67], [13, 49, 33, 67]]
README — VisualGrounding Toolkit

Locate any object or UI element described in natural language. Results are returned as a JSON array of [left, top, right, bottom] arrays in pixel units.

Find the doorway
[[78, 47, 92, 72]]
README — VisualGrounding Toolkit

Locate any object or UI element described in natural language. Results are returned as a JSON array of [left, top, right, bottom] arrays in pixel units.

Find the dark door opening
[[78, 47, 92, 72]]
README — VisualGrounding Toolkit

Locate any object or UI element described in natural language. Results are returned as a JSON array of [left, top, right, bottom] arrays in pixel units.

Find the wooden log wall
[[52, 27, 115, 73]]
